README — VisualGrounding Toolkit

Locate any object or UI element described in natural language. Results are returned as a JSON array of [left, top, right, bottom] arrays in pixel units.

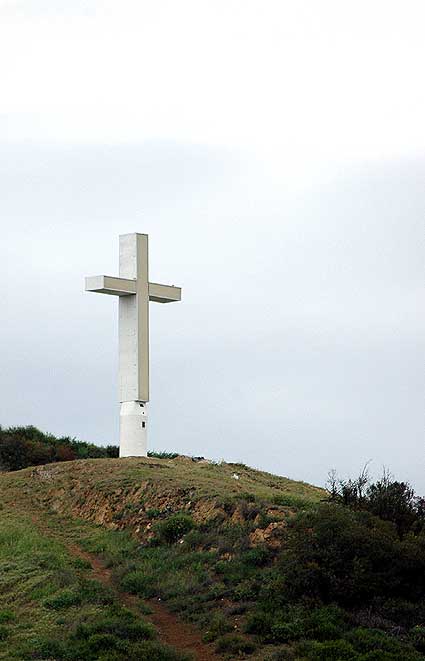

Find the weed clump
[[44, 589, 82, 609], [203, 611, 233, 642], [215, 633, 256, 655], [148, 451, 179, 459], [154, 514, 195, 544], [0, 609, 14, 623], [31, 607, 188, 661]]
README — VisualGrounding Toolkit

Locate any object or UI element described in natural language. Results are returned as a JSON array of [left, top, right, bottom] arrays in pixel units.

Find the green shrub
[[273, 494, 312, 509], [31, 637, 68, 659], [264, 649, 296, 661], [183, 529, 204, 549], [155, 514, 195, 544], [233, 578, 259, 601], [44, 580, 113, 609], [215, 633, 256, 655], [44, 588, 82, 609], [30, 618, 184, 661], [245, 610, 275, 638], [0, 424, 118, 471], [203, 611, 233, 642], [246, 605, 346, 644], [296, 630, 423, 661], [297, 639, 356, 661], [0, 625, 9, 641], [410, 626, 425, 653], [148, 451, 179, 459], [121, 570, 158, 598], [356, 653, 421, 661], [281, 504, 425, 607], [346, 628, 401, 653], [378, 598, 425, 628], [241, 546, 271, 567], [73, 556, 92, 570], [146, 508, 162, 519], [264, 646, 296, 661], [214, 552, 261, 586], [270, 619, 304, 644], [207, 581, 228, 599], [239, 492, 258, 503], [0, 609, 15, 623], [303, 606, 347, 641], [79, 578, 114, 605], [120, 640, 192, 661], [86, 633, 126, 653], [327, 469, 425, 538], [73, 611, 156, 642]]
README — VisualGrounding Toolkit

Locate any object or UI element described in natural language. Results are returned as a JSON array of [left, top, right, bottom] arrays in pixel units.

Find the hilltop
[[6, 455, 324, 536], [1, 455, 424, 660]]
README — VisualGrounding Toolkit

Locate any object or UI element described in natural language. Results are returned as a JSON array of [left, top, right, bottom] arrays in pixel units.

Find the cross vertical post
[[85, 232, 182, 457], [118, 233, 149, 402]]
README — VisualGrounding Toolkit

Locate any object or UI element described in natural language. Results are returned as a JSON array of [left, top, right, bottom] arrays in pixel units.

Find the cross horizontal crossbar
[[85, 276, 181, 303], [148, 282, 181, 303], [85, 275, 136, 296]]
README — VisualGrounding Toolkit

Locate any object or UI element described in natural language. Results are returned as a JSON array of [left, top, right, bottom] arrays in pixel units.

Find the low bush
[[0, 609, 14, 623], [345, 628, 405, 654], [296, 639, 356, 661], [241, 546, 271, 567], [246, 605, 346, 644], [410, 626, 425, 653], [44, 579, 114, 609], [215, 633, 256, 655], [146, 508, 162, 519], [154, 514, 195, 544], [148, 451, 179, 459], [203, 611, 233, 642], [30, 607, 186, 661], [264, 649, 296, 661], [121, 570, 158, 598], [297, 634, 423, 661], [273, 493, 313, 509], [44, 588, 82, 609], [74, 611, 156, 641]]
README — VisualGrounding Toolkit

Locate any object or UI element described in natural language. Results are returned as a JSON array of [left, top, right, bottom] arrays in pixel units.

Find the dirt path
[[68, 543, 221, 661], [25, 508, 221, 661]]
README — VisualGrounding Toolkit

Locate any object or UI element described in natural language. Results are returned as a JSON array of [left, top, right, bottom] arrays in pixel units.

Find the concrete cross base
[[119, 401, 148, 457]]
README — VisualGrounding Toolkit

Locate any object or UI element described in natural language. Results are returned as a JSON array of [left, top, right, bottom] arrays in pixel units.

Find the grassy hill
[[0, 455, 424, 660]]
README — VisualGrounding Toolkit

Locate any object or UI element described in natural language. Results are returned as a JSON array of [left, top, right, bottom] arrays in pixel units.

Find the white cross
[[85, 233, 181, 456]]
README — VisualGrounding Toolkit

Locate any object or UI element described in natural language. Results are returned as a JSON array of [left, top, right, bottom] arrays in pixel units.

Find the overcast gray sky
[[1, 1, 424, 492]]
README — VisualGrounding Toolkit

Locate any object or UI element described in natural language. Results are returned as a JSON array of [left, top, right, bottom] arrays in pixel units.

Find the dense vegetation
[[327, 467, 425, 538], [0, 425, 179, 472], [0, 425, 119, 471], [111, 472, 425, 660]]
